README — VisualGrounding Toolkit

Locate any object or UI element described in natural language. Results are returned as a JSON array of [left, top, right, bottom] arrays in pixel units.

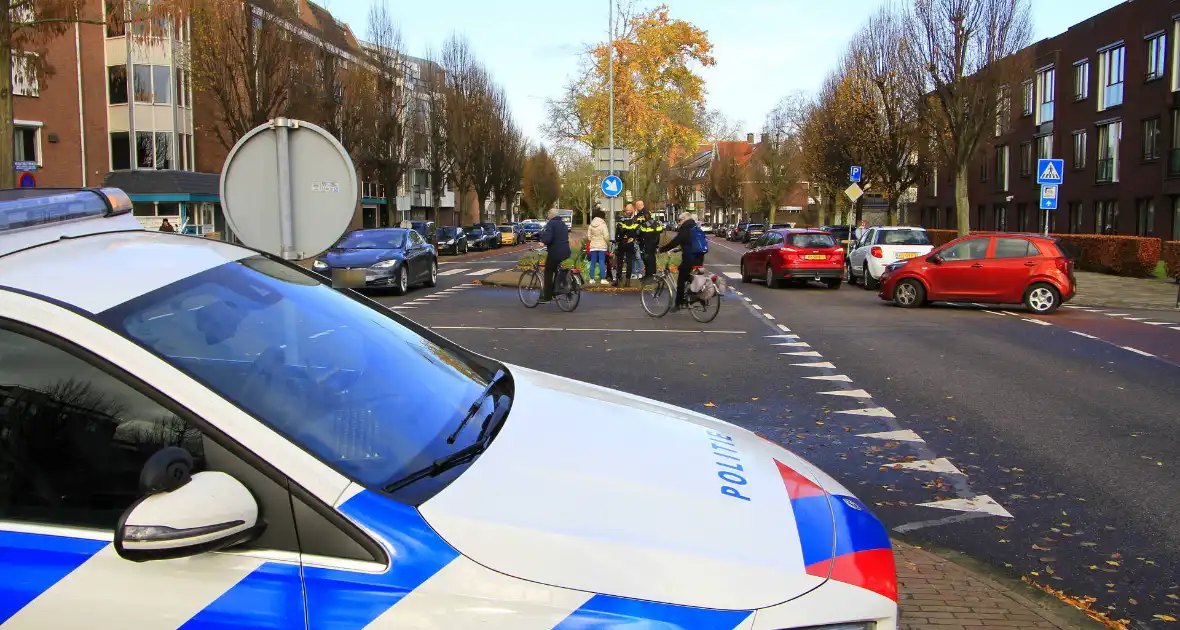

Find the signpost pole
[[274, 118, 297, 261], [607, 0, 616, 241]]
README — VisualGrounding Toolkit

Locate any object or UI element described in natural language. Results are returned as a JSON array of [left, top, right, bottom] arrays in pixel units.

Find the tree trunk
[[955, 165, 970, 236], [768, 203, 776, 227], [1, 21, 14, 190], [383, 171, 399, 227], [887, 197, 899, 227], [854, 197, 864, 223]]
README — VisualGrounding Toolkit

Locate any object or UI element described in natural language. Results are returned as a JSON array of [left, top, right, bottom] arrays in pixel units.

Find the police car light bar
[[0, 187, 134, 233]]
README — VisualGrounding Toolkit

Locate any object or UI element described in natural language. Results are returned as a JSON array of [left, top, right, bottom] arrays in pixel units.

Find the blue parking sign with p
[[850, 166, 862, 183], [1036, 159, 1064, 185]]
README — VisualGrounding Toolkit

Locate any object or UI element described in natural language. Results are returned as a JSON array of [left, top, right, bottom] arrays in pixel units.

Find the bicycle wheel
[[689, 292, 721, 323], [556, 275, 581, 312], [518, 270, 541, 308], [641, 274, 674, 318]]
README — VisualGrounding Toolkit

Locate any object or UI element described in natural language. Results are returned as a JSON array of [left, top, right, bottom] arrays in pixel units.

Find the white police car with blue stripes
[[0, 188, 899, 629]]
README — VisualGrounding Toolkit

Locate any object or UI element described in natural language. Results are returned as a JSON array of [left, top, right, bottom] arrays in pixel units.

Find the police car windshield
[[96, 256, 506, 504]]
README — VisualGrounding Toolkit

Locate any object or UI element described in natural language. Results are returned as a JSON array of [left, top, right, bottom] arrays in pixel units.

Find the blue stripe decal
[[830, 495, 891, 557], [179, 561, 304, 629], [552, 594, 753, 630], [789, 495, 836, 567], [0, 531, 107, 624], [303, 490, 460, 629]]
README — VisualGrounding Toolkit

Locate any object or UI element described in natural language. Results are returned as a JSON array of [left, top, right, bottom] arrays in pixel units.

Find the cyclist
[[659, 212, 705, 310], [538, 208, 570, 303]]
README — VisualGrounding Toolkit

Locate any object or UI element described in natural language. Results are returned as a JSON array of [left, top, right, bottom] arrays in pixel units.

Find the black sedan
[[478, 222, 502, 248], [436, 226, 468, 255], [521, 221, 544, 241], [465, 226, 491, 251], [311, 228, 437, 295]]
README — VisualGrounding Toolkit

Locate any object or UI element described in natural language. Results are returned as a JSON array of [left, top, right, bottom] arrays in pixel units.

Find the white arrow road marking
[[858, 429, 924, 442], [820, 389, 872, 398], [437, 268, 471, 276], [790, 362, 837, 369], [836, 407, 895, 418], [782, 351, 823, 357], [919, 496, 1013, 518], [888, 458, 964, 475], [776, 342, 811, 347], [804, 374, 853, 382]]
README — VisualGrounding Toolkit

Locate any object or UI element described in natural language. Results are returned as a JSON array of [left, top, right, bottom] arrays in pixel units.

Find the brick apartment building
[[11, 0, 453, 237], [916, 0, 1180, 241]]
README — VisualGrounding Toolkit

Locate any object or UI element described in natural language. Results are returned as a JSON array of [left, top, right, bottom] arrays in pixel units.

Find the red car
[[877, 233, 1076, 314], [740, 229, 845, 289]]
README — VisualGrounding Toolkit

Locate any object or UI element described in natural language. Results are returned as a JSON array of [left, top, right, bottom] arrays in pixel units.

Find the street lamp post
[[607, 0, 616, 240]]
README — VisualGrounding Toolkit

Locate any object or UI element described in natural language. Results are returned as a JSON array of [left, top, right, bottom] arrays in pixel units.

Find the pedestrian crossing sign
[[1036, 159, 1064, 185]]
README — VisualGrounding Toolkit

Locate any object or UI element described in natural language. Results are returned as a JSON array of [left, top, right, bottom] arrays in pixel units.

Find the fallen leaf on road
[[751, 397, 759, 401], [703, 402, 716, 407], [1128, 599, 1137, 605], [1154, 615, 1177, 622], [1081, 542, 1098, 547], [996, 525, 1009, 530], [816, 421, 824, 426], [1106, 561, 1120, 566], [1032, 544, 1051, 551], [1088, 565, 1099, 570], [1167, 594, 1178, 600]]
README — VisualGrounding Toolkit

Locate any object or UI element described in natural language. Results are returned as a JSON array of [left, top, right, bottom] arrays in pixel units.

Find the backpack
[[688, 224, 710, 255]]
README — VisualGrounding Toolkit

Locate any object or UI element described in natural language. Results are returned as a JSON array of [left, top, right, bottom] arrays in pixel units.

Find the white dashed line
[[1070, 331, 1099, 339], [391, 306, 415, 310], [743, 297, 753, 302], [437, 268, 470, 276], [1172, 327, 1180, 331], [752, 304, 763, 310], [1123, 317, 1149, 321], [466, 268, 500, 276], [819, 389, 873, 399], [777, 324, 791, 332], [1122, 346, 1156, 357], [1104, 313, 1131, 317], [782, 351, 823, 357], [1144, 321, 1173, 326], [790, 362, 837, 369], [804, 374, 854, 382], [859, 429, 924, 442], [735, 291, 744, 296], [1022, 318, 1052, 326], [723, 272, 742, 280], [764, 314, 776, 320], [776, 341, 811, 348], [981, 310, 1006, 316], [766, 334, 800, 339], [888, 458, 964, 475], [836, 407, 895, 418]]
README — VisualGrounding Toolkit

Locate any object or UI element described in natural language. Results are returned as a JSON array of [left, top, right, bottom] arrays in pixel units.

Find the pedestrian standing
[[587, 210, 610, 285], [158, 218, 176, 233], [613, 204, 639, 287], [538, 208, 571, 303]]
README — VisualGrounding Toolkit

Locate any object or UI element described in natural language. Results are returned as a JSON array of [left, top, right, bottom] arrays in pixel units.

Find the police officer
[[636, 207, 664, 279], [613, 204, 639, 287]]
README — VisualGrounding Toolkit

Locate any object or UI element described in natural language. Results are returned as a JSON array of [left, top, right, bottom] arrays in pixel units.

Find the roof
[[103, 170, 221, 197]]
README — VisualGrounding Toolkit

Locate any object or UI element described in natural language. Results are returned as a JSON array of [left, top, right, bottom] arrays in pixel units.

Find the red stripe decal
[[774, 459, 825, 499], [804, 558, 832, 579], [826, 548, 898, 602]]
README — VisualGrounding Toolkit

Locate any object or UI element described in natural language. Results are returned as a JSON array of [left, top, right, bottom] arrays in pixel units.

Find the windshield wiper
[[446, 369, 505, 444], [383, 391, 509, 494]]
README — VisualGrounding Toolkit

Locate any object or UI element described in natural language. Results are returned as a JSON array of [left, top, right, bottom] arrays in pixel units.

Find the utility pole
[[607, 0, 616, 240]]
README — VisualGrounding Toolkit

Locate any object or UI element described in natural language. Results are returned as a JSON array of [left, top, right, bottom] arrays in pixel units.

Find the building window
[[1074, 61, 1090, 100], [1020, 142, 1032, 177], [995, 85, 1011, 137], [1144, 118, 1161, 161], [1068, 201, 1083, 234], [136, 131, 154, 168], [1098, 44, 1125, 110], [1035, 134, 1053, 161], [1136, 198, 1155, 236], [995, 145, 1009, 191], [1036, 67, 1055, 124], [14, 125, 40, 165], [993, 204, 1007, 231], [107, 66, 128, 104], [105, 0, 127, 37], [133, 64, 171, 104], [1171, 110, 1180, 176], [979, 156, 988, 183], [1021, 80, 1034, 116], [1016, 203, 1027, 232], [110, 132, 131, 170], [1096, 200, 1119, 234], [155, 132, 172, 170], [11, 52, 38, 97], [1072, 131, 1087, 170], [1096, 121, 1121, 183], [1173, 197, 1180, 240], [1147, 33, 1166, 81]]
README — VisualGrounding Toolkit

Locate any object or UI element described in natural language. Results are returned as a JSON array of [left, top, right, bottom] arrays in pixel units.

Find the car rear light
[[870, 246, 883, 258]]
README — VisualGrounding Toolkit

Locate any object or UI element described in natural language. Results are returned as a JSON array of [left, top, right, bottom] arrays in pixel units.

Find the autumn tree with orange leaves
[[545, 4, 714, 203]]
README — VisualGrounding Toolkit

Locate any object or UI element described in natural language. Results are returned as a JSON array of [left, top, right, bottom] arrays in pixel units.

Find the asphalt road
[[374, 237, 1180, 629]]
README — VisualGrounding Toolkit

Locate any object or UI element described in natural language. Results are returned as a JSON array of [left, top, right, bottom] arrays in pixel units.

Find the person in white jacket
[[586, 211, 610, 285]]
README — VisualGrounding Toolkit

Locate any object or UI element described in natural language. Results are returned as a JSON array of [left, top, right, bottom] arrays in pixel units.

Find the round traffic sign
[[220, 119, 358, 260], [600, 175, 623, 198], [17, 173, 35, 188]]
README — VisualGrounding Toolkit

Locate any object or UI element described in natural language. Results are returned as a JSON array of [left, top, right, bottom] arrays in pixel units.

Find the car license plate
[[897, 252, 919, 259], [804, 254, 826, 260]]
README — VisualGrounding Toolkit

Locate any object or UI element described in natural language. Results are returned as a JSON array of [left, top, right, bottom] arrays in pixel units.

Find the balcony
[[1169, 149, 1180, 177], [1095, 158, 1115, 184]]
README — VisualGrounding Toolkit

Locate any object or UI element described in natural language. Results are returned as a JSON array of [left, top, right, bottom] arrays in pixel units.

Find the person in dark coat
[[659, 212, 704, 309], [538, 208, 571, 302], [159, 218, 176, 233]]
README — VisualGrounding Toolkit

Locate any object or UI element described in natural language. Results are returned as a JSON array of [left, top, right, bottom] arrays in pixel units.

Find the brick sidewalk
[[895, 541, 1095, 629], [1072, 271, 1179, 311]]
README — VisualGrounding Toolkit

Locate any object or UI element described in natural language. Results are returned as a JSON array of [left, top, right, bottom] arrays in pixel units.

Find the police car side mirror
[[115, 471, 264, 563]]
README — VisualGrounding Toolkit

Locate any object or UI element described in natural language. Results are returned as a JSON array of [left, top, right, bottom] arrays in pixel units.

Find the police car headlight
[[312, 259, 328, 270], [371, 259, 401, 269]]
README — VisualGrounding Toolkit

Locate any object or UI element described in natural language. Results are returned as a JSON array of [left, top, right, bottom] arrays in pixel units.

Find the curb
[[1070, 299, 1179, 312], [892, 538, 1107, 629]]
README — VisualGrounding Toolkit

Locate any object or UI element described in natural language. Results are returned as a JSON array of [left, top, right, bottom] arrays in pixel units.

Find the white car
[[847, 226, 934, 289], [0, 188, 898, 630]]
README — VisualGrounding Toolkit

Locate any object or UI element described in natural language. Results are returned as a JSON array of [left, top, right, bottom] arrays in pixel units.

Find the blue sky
[[325, 0, 1125, 145]]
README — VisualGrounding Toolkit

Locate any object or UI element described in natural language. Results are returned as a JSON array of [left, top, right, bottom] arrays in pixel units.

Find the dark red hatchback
[[740, 229, 845, 289], [877, 233, 1076, 314]]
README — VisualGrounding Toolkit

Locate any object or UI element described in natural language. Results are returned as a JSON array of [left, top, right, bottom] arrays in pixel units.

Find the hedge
[[1164, 241, 1180, 279], [923, 229, 1162, 277]]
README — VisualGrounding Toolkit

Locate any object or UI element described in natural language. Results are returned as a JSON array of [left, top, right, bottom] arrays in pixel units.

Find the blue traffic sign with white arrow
[[1036, 159, 1064, 185], [600, 175, 623, 198], [1039, 185, 1059, 211], [850, 166, 862, 183]]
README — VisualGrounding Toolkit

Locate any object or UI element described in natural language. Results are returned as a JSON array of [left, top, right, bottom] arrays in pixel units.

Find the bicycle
[[640, 259, 723, 323], [518, 256, 582, 312]]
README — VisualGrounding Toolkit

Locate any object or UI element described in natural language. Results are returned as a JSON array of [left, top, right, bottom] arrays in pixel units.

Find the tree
[[418, 51, 451, 224], [302, 30, 371, 155], [521, 147, 560, 218], [489, 114, 526, 223], [545, 4, 714, 204], [751, 98, 803, 226], [442, 36, 490, 224], [709, 146, 743, 220], [558, 156, 597, 225], [3, 0, 110, 187], [906, 0, 1032, 235], [471, 84, 505, 217]]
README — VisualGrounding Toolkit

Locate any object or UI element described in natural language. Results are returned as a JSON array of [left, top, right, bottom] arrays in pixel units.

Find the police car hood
[[418, 365, 848, 611]]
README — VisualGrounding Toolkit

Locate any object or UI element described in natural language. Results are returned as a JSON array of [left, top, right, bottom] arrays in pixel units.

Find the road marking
[[467, 268, 500, 276], [735, 291, 744, 296], [743, 297, 752, 302], [752, 304, 763, 310], [836, 407, 895, 418], [1122, 346, 1156, 357], [1022, 318, 1052, 326], [1063, 305, 1091, 309], [1144, 321, 1173, 326], [764, 314, 776, 320], [981, 310, 1006, 316], [782, 351, 823, 357], [1070, 331, 1099, 339], [437, 268, 471, 276], [772, 342, 804, 346], [819, 389, 872, 399], [429, 327, 749, 334], [858, 429, 924, 443], [777, 324, 791, 332], [1172, 327, 1180, 331], [723, 272, 742, 280], [391, 306, 415, 310], [766, 334, 800, 339], [790, 362, 837, 369], [499, 327, 564, 331], [429, 326, 495, 330], [565, 328, 635, 332], [918, 496, 1013, 519], [1123, 317, 1149, 321], [804, 374, 853, 382], [888, 458, 964, 475], [1104, 312, 1131, 317], [776, 341, 811, 347]]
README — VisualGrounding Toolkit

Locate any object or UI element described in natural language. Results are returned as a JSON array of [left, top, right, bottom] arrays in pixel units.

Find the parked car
[[312, 228, 437, 295], [498, 225, 518, 246], [521, 221, 544, 241], [742, 223, 766, 243], [478, 222, 502, 248], [410, 220, 437, 246], [822, 225, 855, 250], [740, 229, 845, 289], [699, 222, 714, 234], [769, 223, 794, 230], [847, 226, 934, 290], [728, 223, 749, 241], [465, 225, 491, 251], [878, 233, 1076, 314], [436, 226, 469, 255]]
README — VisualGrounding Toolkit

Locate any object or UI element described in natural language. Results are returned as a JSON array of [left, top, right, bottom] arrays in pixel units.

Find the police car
[[0, 188, 898, 629]]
